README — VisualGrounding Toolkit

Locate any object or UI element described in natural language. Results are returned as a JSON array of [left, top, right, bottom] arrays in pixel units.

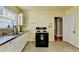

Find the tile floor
[[23, 41, 79, 52]]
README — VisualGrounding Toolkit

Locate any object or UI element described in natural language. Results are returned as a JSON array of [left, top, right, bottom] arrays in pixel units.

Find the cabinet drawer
[[0, 40, 15, 52]]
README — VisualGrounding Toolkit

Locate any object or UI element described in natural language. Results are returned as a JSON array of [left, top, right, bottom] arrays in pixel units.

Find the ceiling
[[19, 6, 72, 11]]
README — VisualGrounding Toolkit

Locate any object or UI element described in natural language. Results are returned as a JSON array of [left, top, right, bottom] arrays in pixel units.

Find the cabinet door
[[0, 42, 10, 52], [14, 34, 27, 51], [14, 33, 29, 52], [18, 13, 23, 25], [0, 40, 15, 52], [5, 41, 15, 52], [21, 34, 28, 44], [13, 36, 22, 51]]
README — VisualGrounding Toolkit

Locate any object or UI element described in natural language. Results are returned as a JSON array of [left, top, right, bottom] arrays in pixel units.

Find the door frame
[[54, 17, 63, 41]]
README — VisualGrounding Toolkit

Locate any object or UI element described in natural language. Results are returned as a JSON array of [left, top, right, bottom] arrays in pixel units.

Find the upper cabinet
[[18, 13, 23, 25]]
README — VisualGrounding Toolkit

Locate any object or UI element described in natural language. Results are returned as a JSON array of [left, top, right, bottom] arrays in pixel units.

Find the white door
[[69, 13, 76, 45], [63, 12, 76, 45]]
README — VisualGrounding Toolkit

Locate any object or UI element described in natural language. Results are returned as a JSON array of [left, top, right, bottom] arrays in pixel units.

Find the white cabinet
[[14, 33, 29, 52], [0, 40, 15, 52], [18, 13, 23, 25], [0, 33, 29, 52], [5, 41, 15, 52]]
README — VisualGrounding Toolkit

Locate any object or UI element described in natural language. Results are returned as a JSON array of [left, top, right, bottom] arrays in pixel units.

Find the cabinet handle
[[9, 42, 12, 44], [5, 46, 7, 48]]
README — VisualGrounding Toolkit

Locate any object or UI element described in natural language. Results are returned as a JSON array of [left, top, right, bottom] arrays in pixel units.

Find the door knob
[[73, 30, 75, 34]]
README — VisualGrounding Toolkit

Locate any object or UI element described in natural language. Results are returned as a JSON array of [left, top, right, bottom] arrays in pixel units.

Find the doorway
[[54, 17, 63, 41]]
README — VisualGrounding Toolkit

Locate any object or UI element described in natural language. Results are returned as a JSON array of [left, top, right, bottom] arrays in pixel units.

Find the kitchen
[[1, 6, 79, 52], [0, 0, 79, 59]]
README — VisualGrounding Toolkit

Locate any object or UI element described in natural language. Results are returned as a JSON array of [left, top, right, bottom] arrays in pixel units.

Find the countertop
[[0, 32, 24, 45]]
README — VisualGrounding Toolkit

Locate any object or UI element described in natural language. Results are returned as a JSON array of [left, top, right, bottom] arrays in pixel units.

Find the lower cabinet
[[0, 33, 29, 52]]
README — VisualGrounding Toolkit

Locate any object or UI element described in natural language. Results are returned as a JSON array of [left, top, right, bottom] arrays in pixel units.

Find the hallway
[[23, 41, 79, 52]]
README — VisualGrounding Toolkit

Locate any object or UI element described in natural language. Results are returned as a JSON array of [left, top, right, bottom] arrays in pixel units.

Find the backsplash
[[0, 28, 13, 36]]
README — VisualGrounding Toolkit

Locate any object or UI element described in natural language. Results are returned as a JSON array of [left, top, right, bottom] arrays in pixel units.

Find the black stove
[[35, 27, 49, 47]]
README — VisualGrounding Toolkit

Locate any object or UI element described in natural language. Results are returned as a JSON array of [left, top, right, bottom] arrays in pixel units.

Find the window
[[1, 8, 7, 17], [0, 18, 11, 28], [0, 8, 1, 15], [0, 7, 17, 28]]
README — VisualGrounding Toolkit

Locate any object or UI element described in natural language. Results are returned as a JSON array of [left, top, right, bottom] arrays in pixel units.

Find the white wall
[[27, 10, 64, 41]]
